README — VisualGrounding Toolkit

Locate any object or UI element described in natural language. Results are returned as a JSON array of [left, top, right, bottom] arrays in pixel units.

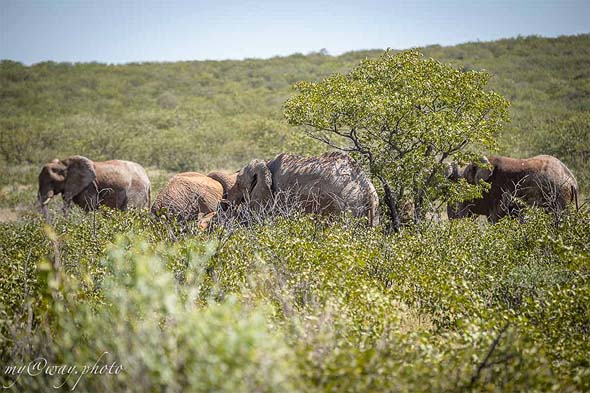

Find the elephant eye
[[50, 167, 64, 175]]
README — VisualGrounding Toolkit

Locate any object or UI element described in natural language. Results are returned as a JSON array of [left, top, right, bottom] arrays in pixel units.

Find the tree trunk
[[413, 187, 425, 225], [379, 177, 401, 233]]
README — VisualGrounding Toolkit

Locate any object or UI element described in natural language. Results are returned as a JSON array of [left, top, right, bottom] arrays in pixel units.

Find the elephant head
[[445, 156, 494, 185], [445, 156, 493, 220], [37, 156, 96, 214], [460, 156, 494, 185], [207, 171, 239, 208], [227, 159, 272, 208]]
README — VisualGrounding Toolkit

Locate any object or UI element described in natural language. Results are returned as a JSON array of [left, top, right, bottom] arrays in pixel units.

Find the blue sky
[[1, 0, 589, 64]]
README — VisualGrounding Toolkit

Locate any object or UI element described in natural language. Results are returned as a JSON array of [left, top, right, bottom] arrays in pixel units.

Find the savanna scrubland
[[1, 35, 589, 391]]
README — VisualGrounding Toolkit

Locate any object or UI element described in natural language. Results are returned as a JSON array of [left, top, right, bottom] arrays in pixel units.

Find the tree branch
[[466, 323, 511, 390]]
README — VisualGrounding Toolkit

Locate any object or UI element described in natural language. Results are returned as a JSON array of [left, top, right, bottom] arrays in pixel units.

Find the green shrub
[[2, 208, 587, 391]]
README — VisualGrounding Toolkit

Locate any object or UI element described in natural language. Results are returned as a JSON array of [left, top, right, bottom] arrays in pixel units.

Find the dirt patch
[[1, 183, 33, 193], [0, 208, 19, 223]]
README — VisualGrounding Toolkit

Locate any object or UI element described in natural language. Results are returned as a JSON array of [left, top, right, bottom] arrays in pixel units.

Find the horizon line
[[2, 32, 588, 67]]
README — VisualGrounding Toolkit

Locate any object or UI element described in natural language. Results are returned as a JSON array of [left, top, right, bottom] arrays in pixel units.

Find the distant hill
[[1, 34, 589, 187]]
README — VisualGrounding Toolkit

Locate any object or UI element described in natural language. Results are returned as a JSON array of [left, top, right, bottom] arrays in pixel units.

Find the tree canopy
[[284, 49, 510, 229]]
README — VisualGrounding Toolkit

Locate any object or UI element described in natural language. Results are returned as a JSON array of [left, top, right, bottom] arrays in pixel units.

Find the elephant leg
[[498, 192, 513, 217], [119, 191, 129, 210], [86, 192, 99, 211], [198, 211, 216, 230], [544, 190, 567, 214], [487, 203, 504, 223], [62, 197, 73, 217], [499, 192, 526, 221], [76, 187, 100, 211]]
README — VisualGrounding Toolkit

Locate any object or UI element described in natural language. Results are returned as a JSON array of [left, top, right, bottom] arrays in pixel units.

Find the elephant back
[[112, 160, 150, 209], [269, 152, 379, 224], [151, 172, 223, 221], [92, 160, 139, 209]]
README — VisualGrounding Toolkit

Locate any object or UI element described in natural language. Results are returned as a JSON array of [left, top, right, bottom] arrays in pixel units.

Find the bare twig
[[466, 323, 511, 390]]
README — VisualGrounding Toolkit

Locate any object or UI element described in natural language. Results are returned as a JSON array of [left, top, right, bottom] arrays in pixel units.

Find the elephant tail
[[147, 183, 152, 209], [572, 185, 579, 211]]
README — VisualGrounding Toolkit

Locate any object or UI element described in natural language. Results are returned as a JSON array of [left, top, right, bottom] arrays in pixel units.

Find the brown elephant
[[227, 152, 380, 226], [151, 171, 237, 226], [447, 155, 579, 222], [38, 156, 151, 215]]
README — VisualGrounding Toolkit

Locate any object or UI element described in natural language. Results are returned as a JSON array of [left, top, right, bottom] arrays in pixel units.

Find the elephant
[[150, 171, 237, 226], [226, 152, 380, 226], [37, 156, 151, 215], [447, 155, 579, 222]]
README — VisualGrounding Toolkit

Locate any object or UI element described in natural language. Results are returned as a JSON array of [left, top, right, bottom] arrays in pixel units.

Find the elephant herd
[[150, 152, 380, 227], [37, 152, 580, 226]]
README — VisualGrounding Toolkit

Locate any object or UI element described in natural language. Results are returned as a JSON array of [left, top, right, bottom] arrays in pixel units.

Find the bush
[[1, 207, 588, 391]]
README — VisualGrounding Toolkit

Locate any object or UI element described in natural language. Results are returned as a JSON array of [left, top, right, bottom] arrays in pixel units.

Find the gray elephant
[[227, 152, 380, 226], [151, 171, 237, 227], [447, 155, 579, 222], [38, 156, 151, 215]]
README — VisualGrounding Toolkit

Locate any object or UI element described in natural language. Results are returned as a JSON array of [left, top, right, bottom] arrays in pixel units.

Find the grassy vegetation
[[1, 35, 589, 391], [1, 208, 589, 391]]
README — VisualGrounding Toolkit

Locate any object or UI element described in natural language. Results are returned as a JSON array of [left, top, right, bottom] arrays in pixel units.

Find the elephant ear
[[62, 156, 96, 201], [474, 156, 494, 183], [240, 159, 272, 205], [47, 161, 67, 182]]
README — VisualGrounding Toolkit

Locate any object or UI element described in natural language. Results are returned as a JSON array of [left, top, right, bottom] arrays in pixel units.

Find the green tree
[[284, 49, 510, 230]]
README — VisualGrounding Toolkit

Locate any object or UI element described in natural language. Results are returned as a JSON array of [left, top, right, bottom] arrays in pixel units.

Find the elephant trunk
[[40, 203, 49, 220], [37, 190, 54, 206], [36, 190, 53, 220], [447, 204, 459, 219], [446, 162, 460, 181]]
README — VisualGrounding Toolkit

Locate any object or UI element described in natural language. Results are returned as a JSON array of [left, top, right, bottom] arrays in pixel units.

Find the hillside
[[1, 35, 589, 196]]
